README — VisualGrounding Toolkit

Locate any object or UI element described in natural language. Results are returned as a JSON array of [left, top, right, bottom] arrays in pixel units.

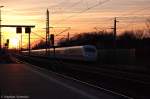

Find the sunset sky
[[0, 0, 150, 48]]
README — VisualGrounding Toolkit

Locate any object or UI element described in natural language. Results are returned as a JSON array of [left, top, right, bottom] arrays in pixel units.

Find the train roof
[[21, 45, 96, 52], [58, 45, 96, 49]]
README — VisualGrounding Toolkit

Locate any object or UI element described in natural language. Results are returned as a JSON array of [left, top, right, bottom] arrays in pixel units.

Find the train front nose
[[83, 45, 98, 61], [84, 52, 97, 61]]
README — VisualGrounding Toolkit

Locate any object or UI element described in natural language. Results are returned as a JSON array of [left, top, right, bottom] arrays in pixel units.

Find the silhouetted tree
[[145, 18, 150, 37], [33, 40, 46, 49], [33, 30, 150, 49]]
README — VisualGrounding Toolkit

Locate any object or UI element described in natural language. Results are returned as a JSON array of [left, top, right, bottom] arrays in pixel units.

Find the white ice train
[[22, 45, 98, 61]]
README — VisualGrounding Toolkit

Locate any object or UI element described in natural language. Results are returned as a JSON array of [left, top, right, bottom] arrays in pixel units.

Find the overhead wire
[[51, 0, 83, 14], [54, 0, 111, 24], [116, 5, 150, 32], [31, 32, 45, 40]]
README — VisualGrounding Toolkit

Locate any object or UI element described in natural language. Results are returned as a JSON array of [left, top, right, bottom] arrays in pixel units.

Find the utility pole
[[67, 32, 70, 42], [29, 32, 31, 55], [19, 33, 23, 52], [0, 6, 4, 50], [112, 17, 119, 48], [21, 33, 22, 52], [46, 9, 50, 55]]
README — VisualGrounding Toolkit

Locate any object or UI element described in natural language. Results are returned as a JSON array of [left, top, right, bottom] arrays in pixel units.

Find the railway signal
[[6, 39, 9, 44], [1, 25, 35, 55], [16, 26, 22, 34], [4, 43, 8, 48], [5, 39, 9, 48], [50, 34, 54, 46], [25, 27, 31, 34]]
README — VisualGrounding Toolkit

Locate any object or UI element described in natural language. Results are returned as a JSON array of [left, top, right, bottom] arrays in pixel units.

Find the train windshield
[[85, 47, 96, 53]]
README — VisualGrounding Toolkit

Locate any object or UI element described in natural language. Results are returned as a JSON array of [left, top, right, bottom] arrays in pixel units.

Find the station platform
[[0, 63, 128, 99]]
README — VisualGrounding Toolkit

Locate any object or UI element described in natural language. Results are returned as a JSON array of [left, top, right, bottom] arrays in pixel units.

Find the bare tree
[[145, 18, 150, 37], [134, 30, 144, 39]]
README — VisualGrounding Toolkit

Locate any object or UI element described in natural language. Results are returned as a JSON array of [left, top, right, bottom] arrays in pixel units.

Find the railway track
[[13, 56, 132, 99], [57, 60, 150, 85], [13, 54, 150, 99]]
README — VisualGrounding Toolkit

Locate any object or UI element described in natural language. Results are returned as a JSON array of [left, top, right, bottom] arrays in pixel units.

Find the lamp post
[[0, 6, 4, 50]]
